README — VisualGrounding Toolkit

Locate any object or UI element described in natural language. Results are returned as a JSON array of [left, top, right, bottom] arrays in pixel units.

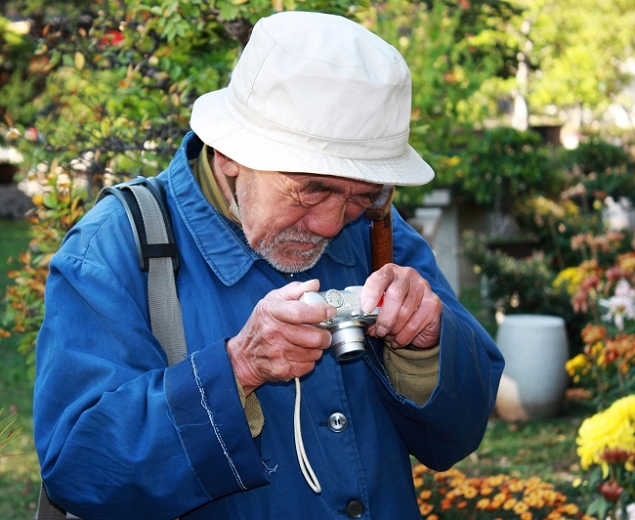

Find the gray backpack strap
[[36, 176, 185, 519], [127, 182, 186, 365], [36, 485, 66, 519]]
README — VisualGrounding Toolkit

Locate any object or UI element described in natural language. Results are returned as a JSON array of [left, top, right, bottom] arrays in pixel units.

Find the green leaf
[[218, 2, 240, 21], [42, 193, 57, 209]]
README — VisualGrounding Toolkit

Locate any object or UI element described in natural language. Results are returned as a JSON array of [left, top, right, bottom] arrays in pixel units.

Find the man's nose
[[303, 199, 363, 238]]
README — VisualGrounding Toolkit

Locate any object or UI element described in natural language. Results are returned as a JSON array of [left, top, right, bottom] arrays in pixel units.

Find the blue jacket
[[34, 132, 504, 519]]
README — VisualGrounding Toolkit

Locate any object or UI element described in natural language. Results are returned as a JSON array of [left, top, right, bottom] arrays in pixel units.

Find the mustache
[[254, 225, 331, 273], [272, 227, 327, 246]]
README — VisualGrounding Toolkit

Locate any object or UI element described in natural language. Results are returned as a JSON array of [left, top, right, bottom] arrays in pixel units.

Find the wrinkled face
[[230, 162, 384, 273]]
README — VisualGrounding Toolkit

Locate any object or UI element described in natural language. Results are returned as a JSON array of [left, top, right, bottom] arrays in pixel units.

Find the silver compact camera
[[300, 285, 381, 361]]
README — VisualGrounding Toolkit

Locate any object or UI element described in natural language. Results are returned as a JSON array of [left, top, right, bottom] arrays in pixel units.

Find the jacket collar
[[167, 132, 356, 287]]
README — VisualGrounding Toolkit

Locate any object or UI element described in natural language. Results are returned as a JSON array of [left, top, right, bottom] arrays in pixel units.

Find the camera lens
[[328, 321, 368, 361]]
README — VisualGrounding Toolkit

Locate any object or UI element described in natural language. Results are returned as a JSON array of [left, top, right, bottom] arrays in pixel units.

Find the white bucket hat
[[190, 11, 434, 186]]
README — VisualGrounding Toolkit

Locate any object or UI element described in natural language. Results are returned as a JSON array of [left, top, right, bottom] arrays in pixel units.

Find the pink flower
[[599, 279, 635, 330]]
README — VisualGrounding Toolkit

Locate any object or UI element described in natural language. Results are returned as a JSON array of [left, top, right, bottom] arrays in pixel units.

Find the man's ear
[[213, 150, 240, 178]]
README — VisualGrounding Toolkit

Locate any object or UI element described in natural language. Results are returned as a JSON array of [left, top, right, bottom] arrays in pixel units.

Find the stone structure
[[0, 183, 34, 219]]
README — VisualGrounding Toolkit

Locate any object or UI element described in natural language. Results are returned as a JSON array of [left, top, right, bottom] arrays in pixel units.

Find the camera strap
[[294, 377, 322, 493]]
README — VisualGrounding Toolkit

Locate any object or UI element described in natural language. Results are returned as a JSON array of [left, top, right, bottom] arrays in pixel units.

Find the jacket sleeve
[[364, 208, 504, 471], [33, 201, 268, 520]]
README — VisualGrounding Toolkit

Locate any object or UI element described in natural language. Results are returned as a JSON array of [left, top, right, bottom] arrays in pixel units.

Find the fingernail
[[376, 325, 387, 337], [362, 299, 375, 314], [327, 307, 337, 318]]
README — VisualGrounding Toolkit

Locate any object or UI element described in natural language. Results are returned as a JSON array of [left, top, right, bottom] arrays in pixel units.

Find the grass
[[0, 218, 40, 520], [0, 219, 595, 518], [454, 400, 590, 484], [0, 218, 30, 297]]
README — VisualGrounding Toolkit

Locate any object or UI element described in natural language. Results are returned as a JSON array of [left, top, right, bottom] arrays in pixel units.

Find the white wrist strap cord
[[294, 377, 322, 493]]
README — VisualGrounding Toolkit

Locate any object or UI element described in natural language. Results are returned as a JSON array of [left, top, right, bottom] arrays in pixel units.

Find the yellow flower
[[440, 155, 461, 167], [463, 486, 478, 499], [524, 494, 545, 508], [618, 252, 635, 273], [590, 341, 605, 357], [419, 502, 434, 515], [525, 476, 542, 487], [577, 395, 635, 477], [542, 489, 558, 506], [412, 463, 425, 476], [561, 503, 579, 515], [566, 354, 591, 377], [503, 498, 517, 510], [32, 193, 44, 207], [553, 267, 587, 295], [479, 484, 494, 496], [532, 196, 565, 218], [419, 489, 432, 500], [509, 479, 524, 492], [486, 475, 506, 487], [491, 492, 507, 507], [476, 498, 490, 510]]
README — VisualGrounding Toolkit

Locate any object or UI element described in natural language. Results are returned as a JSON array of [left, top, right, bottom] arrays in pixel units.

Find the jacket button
[[327, 412, 347, 432], [346, 499, 365, 518]]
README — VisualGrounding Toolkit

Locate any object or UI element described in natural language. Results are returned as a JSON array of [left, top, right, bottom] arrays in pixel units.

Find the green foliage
[[366, 0, 521, 207], [1, 165, 88, 379], [515, 138, 635, 270], [459, 127, 558, 210], [560, 138, 631, 175], [523, 0, 635, 116], [555, 138, 635, 208], [462, 230, 575, 323], [0, 15, 39, 123], [462, 135, 635, 353], [0, 218, 30, 292], [8, 0, 370, 187], [516, 195, 604, 271], [15, 3, 232, 183]]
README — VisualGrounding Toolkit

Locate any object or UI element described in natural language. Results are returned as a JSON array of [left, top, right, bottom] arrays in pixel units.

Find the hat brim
[[190, 89, 435, 187]]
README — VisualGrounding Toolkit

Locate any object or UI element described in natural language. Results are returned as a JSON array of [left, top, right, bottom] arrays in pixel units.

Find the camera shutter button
[[327, 412, 347, 432]]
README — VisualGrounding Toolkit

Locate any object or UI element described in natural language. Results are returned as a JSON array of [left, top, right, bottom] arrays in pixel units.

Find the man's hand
[[226, 279, 334, 396], [360, 264, 442, 350]]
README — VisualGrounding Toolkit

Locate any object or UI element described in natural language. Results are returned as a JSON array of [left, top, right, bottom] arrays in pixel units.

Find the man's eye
[[350, 194, 380, 208], [298, 192, 329, 207]]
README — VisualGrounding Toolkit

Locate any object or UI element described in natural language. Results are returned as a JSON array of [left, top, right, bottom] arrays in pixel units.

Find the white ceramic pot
[[495, 314, 569, 421]]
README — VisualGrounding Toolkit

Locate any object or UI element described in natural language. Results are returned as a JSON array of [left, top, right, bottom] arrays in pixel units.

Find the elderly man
[[34, 11, 503, 520]]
